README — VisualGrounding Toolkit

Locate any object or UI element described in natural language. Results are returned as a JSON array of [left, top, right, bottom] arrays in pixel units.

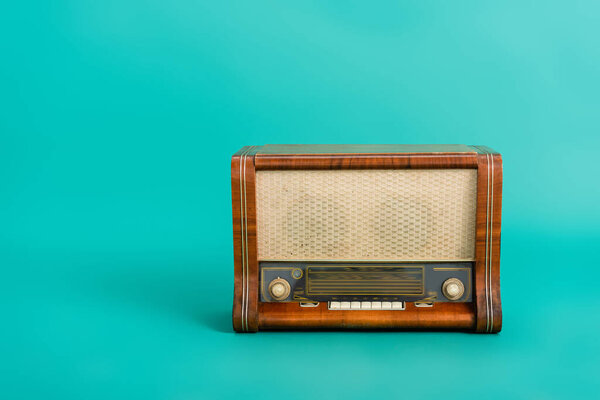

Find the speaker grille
[[255, 169, 477, 261]]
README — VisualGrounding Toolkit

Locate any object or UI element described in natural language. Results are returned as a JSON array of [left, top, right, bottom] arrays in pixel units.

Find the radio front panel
[[260, 262, 472, 304], [232, 144, 503, 333]]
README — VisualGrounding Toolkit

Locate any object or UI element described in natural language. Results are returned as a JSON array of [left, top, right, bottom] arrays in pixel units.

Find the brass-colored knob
[[268, 277, 291, 301], [442, 278, 465, 301]]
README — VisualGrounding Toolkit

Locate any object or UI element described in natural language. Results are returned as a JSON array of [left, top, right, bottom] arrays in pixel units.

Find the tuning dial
[[442, 278, 465, 301], [268, 277, 291, 301]]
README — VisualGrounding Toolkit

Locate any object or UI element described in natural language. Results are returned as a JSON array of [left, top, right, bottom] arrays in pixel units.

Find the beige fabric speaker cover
[[255, 169, 477, 261]]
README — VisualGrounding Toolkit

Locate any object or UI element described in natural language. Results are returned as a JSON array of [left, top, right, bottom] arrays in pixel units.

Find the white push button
[[328, 300, 406, 310]]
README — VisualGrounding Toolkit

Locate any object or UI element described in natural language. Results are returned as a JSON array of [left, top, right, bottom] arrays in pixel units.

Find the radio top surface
[[256, 144, 479, 155]]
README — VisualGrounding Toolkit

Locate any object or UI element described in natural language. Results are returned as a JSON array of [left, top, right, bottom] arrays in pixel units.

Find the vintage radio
[[231, 145, 502, 333]]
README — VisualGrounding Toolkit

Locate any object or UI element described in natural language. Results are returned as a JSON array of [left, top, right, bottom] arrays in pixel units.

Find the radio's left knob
[[268, 278, 291, 301]]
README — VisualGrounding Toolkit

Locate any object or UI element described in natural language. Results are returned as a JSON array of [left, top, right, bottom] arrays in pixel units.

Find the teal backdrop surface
[[1, 1, 599, 399]]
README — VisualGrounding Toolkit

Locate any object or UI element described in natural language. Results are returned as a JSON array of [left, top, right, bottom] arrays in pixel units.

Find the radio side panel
[[231, 146, 261, 332], [473, 147, 503, 333]]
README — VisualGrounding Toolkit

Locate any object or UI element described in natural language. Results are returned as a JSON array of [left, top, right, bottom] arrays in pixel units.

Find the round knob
[[442, 278, 465, 301], [268, 278, 291, 301]]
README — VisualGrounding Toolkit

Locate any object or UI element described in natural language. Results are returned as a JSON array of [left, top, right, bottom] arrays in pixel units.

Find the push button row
[[328, 301, 405, 310]]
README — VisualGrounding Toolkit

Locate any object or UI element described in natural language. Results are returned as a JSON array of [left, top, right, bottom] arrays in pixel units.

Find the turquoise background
[[2, 1, 599, 399]]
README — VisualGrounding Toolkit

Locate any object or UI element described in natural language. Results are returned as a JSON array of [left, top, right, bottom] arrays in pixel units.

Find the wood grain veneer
[[259, 302, 475, 330]]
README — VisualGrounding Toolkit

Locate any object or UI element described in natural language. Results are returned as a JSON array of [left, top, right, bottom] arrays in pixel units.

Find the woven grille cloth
[[256, 169, 477, 261]]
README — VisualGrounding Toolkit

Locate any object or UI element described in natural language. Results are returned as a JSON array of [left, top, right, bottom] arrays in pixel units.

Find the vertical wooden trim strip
[[242, 150, 247, 331], [235, 146, 254, 332], [489, 154, 495, 332], [473, 146, 490, 332], [243, 146, 256, 331], [490, 152, 503, 333], [245, 146, 257, 331], [232, 147, 246, 332], [239, 147, 249, 331], [239, 150, 245, 331], [484, 151, 491, 332]]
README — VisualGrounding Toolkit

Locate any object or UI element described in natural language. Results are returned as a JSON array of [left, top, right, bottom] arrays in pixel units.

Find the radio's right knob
[[268, 277, 291, 301], [442, 278, 465, 301]]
